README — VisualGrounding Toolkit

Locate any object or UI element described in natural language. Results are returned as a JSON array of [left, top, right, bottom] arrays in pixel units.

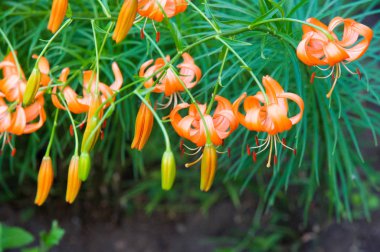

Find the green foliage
[[0, 220, 64, 252]]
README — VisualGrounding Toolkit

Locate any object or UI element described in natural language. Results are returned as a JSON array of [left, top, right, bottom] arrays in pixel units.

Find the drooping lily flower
[[113, 0, 138, 43], [0, 52, 48, 155], [233, 76, 304, 167], [52, 62, 123, 115], [35, 156, 54, 206], [170, 95, 238, 191], [297, 17, 373, 98], [131, 98, 154, 150], [139, 53, 201, 109], [138, 0, 188, 41], [138, 0, 188, 22], [48, 0, 68, 33]]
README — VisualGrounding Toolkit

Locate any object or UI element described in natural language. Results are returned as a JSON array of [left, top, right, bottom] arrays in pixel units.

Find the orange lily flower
[[170, 96, 238, 191], [297, 17, 373, 97], [131, 98, 154, 150], [233, 76, 304, 167], [113, 0, 138, 43], [35, 156, 54, 206], [138, 0, 188, 22], [0, 52, 48, 155], [170, 95, 238, 147], [140, 53, 201, 108], [48, 0, 68, 33], [52, 62, 123, 114]]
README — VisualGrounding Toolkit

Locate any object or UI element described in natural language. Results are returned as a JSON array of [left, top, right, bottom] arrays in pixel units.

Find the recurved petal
[[323, 42, 349, 66]]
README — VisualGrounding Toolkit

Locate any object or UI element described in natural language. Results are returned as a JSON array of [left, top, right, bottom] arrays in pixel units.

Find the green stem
[[134, 91, 171, 151], [58, 93, 79, 155], [96, 0, 111, 18], [91, 20, 100, 95], [36, 19, 72, 65], [206, 46, 229, 114], [249, 17, 334, 41], [0, 28, 23, 79], [44, 109, 59, 157]]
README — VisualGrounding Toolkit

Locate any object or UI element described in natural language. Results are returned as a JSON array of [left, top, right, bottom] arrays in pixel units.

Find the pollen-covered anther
[[310, 72, 316, 84], [69, 125, 74, 136], [156, 31, 161, 43], [246, 144, 251, 155], [356, 68, 362, 80]]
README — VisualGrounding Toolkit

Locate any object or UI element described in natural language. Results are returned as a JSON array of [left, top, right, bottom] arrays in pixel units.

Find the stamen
[[341, 62, 357, 75], [274, 155, 278, 165], [185, 146, 202, 156], [326, 64, 340, 98], [251, 136, 270, 149], [266, 136, 274, 168], [102, 120, 107, 129], [100, 131, 104, 140], [140, 28, 145, 39], [282, 138, 286, 148], [177, 93, 185, 104], [180, 139, 184, 151], [228, 147, 231, 158], [315, 65, 335, 79], [310, 72, 316, 84], [183, 143, 200, 151], [156, 31, 160, 43], [252, 151, 257, 162], [69, 125, 74, 136], [293, 149, 297, 156], [315, 65, 332, 71], [11, 148, 16, 157], [255, 136, 259, 146], [356, 68, 362, 80], [246, 144, 250, 155], [185, 154, 203, 168]]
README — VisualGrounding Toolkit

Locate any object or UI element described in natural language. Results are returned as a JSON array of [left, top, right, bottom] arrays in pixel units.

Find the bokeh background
[[1, 0, 380, 251]]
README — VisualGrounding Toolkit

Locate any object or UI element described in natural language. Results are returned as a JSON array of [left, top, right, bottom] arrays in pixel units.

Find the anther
[[154, 100, 158, 111], [310, 72, 316, 84], [228, 148, 231, 158], [11, 148, 16, 157], [255, 136, 259, 146], [246, 144, 250, 155], [274, 155, 278, 165], [293, 149, 297, 156], [102, 120, 107, 129], [356, 68, 362, 80], [179, 139, 184, 151], [140, 28, 145, 40], [69, 125, 74, 136], [252, 152, 257, 162], [156, 31, 160, 43], [100, 131, 104, 140], [282, 138, 286, 149]]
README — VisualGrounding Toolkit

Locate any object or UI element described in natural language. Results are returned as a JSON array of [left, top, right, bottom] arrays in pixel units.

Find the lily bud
[[23, 68, 41, 106], [66, 155, 81, 204], [200, 144, 217, 192], [131, 100, 154, 150], [78, 152, 91, 181], [35, 156, 54, 206], [112, 0, 138, 43], [161, 150, 176, 190], [81, 94, 102, 153], [48, 0, 68, 33]]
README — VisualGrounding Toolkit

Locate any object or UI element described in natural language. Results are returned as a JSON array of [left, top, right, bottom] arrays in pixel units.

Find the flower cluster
[[2, 0, 373, 205]]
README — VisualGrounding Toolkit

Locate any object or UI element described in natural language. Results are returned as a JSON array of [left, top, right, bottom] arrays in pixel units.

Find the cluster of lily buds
[[296, 17, 373, 98], [0, 52, 48, 155]]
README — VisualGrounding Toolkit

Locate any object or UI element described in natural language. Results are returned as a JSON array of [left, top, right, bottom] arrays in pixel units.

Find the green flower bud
[[78, 152, 91, 181], [161, 149, 176, 191]]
